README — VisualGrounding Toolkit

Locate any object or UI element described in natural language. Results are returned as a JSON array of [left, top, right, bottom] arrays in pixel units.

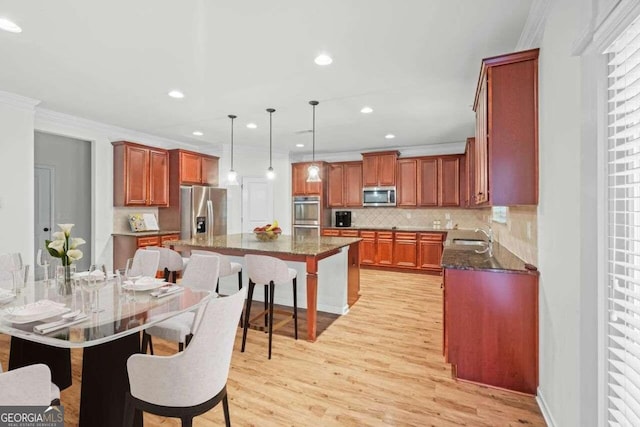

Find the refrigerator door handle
[[207, 200, 214, 236]]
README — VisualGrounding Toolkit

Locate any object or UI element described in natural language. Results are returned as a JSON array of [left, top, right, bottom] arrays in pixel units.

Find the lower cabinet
[[359, 231, 377, 265], [376, 232, 394, 266], [113, 233, 180, 272], [444, 268, 538, 394], [418, 233, 444, 271], [393, 232, 418, 268]]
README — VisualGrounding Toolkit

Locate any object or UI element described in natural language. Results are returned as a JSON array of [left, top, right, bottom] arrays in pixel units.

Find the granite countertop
[[164, 233, 362, 257], [112, 230, 181, 237], [441, 229, 538, 275], [325, 226, 450, 233]]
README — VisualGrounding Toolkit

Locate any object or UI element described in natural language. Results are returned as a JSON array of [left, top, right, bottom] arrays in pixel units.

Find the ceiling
[[0, 1, 532, 155]]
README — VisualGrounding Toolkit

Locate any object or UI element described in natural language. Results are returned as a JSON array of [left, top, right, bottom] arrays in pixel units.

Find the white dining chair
[[127, 249, 160, 277], [124, 287, 246, 427], [141, 254, 220, 354], [146, 246, 184, 282], [0, 362, 58, 405], [241, 254, 298, 359]]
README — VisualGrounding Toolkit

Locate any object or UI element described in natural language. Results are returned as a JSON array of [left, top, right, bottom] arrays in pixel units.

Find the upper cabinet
[[113, 141, 169, 207], [397, 159, 418, 206], [170, 149, 219, 186], [362, 151, 398, 187], [396, 155, 462, 208], [292, 162, 326, 196], [473, 48, 539, 206], [463, 137, 476, 208], [328, 161, 363, 208]]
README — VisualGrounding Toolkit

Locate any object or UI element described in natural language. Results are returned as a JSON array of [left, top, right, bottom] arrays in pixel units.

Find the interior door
[[34, 165, 54, 277], [242, 177, 274, 233]]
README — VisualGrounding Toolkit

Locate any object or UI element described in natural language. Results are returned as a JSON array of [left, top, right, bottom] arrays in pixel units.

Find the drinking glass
[[124, 258, 137, 301], [36, 249, 50, 284]]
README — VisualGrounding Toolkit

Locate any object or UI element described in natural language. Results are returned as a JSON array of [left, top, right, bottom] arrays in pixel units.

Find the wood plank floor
[[0, 269, 545, 426]]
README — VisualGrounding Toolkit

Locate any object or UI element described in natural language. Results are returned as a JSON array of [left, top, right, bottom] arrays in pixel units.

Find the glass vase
[[56, 265, 75, 296]]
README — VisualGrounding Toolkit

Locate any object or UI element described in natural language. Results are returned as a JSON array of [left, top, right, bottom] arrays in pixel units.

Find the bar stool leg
[[238, 271, 243, 326], [241, 280, 256, 353], [216, 279, 220, 294], [263, 284, 269, 331], [292, 277, 298, 340], [268, 281, 275, 360]]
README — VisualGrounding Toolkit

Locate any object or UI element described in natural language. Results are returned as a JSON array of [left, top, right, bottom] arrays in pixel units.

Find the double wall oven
[[292, 196, 321, 237]]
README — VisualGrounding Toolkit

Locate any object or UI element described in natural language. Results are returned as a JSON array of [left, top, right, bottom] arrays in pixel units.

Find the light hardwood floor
[[0, 269, 545, 426]]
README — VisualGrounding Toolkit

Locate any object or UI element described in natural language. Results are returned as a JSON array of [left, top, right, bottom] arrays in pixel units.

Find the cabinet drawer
[[340, 230, 360, 237], [160, 234, 180, 243], [377, 231, 393, 240], [360, 231, 376, 239], [420, 233, 445, 241], [395, 232, 417, 240], [322, 229, 340, 237], [136, 236, 160, 247]]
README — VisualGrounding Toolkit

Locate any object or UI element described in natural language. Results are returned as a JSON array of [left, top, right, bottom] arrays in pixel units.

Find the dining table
[[0, 277, 211, 427]]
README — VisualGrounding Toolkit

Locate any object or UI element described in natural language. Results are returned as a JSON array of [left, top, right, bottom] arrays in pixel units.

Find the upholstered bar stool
[[146, 246, 184, 282], [241, 254, 298, 359]]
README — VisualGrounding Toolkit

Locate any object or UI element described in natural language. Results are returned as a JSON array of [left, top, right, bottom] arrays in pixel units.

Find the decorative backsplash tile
[[490, 206, 538, 266]]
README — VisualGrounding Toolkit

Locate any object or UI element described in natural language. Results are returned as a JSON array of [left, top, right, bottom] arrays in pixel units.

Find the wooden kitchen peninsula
[[166, 233, 361, 342]]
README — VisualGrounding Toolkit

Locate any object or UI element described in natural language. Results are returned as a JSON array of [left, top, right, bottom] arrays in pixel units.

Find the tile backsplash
[[113, 207, 159, 233], [490, 206, 538, 266]]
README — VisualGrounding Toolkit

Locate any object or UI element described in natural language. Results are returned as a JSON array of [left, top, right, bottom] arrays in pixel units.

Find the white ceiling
[[0, 1, 532, 155]]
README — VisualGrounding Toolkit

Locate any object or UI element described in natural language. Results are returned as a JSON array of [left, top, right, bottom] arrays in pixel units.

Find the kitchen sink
[[452, 239, 487, 246]]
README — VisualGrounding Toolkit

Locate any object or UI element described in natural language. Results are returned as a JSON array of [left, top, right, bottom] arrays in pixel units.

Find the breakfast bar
[[166, 233, 361, 342]]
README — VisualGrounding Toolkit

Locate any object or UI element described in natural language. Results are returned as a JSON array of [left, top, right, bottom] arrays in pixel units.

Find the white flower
[[48, 239, 65, 254], [58, 224, 74, 236], [52, 231, 65, 241], [67, 249, 83, 261], [70, 237, 86, 249]]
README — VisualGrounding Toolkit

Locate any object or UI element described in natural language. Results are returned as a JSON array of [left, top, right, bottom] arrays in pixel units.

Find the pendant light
[[266, 108, 276, 180], [227, 114, 239, 186], [306, 100, 321, 182]]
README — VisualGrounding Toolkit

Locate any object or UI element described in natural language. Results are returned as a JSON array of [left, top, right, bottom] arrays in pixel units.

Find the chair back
[[0, 363, 52, 405], [146, 247, 184, 272], [130, 249, 160, 277], [245, 254, 290, 285], [181, 254, 220, 292], [191, 250, 234, 277]]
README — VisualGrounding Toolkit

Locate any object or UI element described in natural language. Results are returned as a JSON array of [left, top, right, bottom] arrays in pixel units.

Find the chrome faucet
[[474, 227, 494, 257]]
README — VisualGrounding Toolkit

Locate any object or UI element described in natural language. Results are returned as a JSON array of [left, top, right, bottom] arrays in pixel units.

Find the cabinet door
[[322, 229, 340, 237], [393, 232, 418, 268], [201, 156, 219, 186], [397, 159, 417, 207], [124, 145, 148, 205], [419, 234, 443, 271], [148, 149, 169, 206], [180, 151, 202, 185], [465, 138, 476, 207], [360, 231, 377, 265], [378, 154, 397, 186], [439, 156, 460, 207], [418, 158, 438, 207], [362, 156, 379, 187], [327, 164, 345, 207], [376, 232, 394, 266], [344, 162, 363, 207], [475, 76, 489, 204], [292, 163, 307, 196]]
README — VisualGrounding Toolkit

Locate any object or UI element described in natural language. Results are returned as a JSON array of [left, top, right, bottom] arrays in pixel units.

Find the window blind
[[607, 14, 640, 427]]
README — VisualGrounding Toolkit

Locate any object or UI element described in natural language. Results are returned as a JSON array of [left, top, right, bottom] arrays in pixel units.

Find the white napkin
[[7, 300, 66, 318], [33, 314, 89, 335], [150, 285, 183, 298], [0, 288, 15, 304], [89, 270, 105, 280]]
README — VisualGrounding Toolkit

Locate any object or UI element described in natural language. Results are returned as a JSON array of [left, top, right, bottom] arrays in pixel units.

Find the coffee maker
[[335, 211, 352, 227]]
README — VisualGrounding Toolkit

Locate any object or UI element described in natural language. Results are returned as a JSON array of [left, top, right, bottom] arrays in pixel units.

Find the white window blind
[[607, 14, 640, 427]]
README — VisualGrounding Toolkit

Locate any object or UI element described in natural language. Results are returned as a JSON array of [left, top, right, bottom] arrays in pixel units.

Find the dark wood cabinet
[[393, 232, 418, 268], [397, 159, 418, 207], [463, 137, 476, 208], [112, 233, 179, 272], [321, 229, 340, 237], [473, 48, 539, 206], [113, 141, 169, 207], [201, 156, 219, 186], [418, 158, 439, 207], [439, 156, 460, 206], [362, 151, 398, 187], [444, 268, 538, 394], [171, 150, 219, 186], [376, 231, 394, 266], [359, 231, 377, 265], [418, 233, 444, 271], [292, 162, 326, 196], [327, 162, 363, 208]]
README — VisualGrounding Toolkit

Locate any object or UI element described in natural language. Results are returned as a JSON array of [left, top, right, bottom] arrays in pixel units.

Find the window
[[605, 14, 640, 426]]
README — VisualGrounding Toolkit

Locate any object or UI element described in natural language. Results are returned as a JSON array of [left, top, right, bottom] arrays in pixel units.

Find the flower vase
[[57, 265, 73, 296]]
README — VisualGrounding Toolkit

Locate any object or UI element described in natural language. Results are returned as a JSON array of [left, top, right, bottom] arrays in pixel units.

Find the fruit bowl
[[254, 230, 281, 241]]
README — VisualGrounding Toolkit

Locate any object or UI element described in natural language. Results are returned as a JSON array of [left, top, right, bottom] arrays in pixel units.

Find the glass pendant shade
[[227, 114, 239, 186], [266, 166, 275, 180], [306, 100, 321, 183]]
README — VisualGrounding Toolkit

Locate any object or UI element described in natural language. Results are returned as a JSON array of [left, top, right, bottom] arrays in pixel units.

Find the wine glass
[[84, 264, 106, 312], [36, 249, 50, 284], [124, 258, 137, 301]]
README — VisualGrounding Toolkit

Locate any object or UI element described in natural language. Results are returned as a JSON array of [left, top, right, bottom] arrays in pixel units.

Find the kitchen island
[[166, 233, 361, 341]]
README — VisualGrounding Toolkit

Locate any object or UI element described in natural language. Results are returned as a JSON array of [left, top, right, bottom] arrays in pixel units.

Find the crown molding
[[290, 141, 467, 163], [516, 0, 553, 50], [0, 90, 41, 112], [35, 108, 220, 152]]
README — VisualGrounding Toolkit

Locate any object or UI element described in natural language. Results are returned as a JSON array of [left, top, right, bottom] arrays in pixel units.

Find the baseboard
[[536, 387, 557, 427]]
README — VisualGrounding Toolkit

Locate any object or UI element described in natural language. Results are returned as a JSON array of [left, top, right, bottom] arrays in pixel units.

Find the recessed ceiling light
[[296, 144, 304, 148], [168, 90, 185, 99], [385, 134, 396, 139], [0, 18, 22, 33], [360, 106, 373, 114], [246, 123, 257, 129], [192, 131, 203, 136], [314, 54, 333, 66]]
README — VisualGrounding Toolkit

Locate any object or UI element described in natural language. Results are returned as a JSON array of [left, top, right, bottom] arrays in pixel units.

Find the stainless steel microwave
[[362, 186, 396, 207]]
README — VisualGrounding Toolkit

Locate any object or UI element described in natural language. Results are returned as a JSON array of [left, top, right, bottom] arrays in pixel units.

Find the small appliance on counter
[[335, 211, 352, 227]]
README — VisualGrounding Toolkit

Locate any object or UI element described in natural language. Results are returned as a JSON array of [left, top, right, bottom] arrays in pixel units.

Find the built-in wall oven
[[292, 196, 321, 236]]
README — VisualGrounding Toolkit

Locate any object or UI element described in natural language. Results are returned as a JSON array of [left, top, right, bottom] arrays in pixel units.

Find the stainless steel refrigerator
[[180, 186, 227, 239]]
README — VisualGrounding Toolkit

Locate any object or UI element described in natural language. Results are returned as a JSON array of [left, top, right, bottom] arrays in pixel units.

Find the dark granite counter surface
[[164, 233, 361, 257], [441, 229, 538, 275], [111, 230, 181, 237], [325, 226, 449, 233]]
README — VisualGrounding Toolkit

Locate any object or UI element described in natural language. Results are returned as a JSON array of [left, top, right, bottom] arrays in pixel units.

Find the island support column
[[305, 256, 318, 341]]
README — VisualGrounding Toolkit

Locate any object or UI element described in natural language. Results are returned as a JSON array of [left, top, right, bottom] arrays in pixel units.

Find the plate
[[2, 300, 70, 324], [122, 278, 166, 291]]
